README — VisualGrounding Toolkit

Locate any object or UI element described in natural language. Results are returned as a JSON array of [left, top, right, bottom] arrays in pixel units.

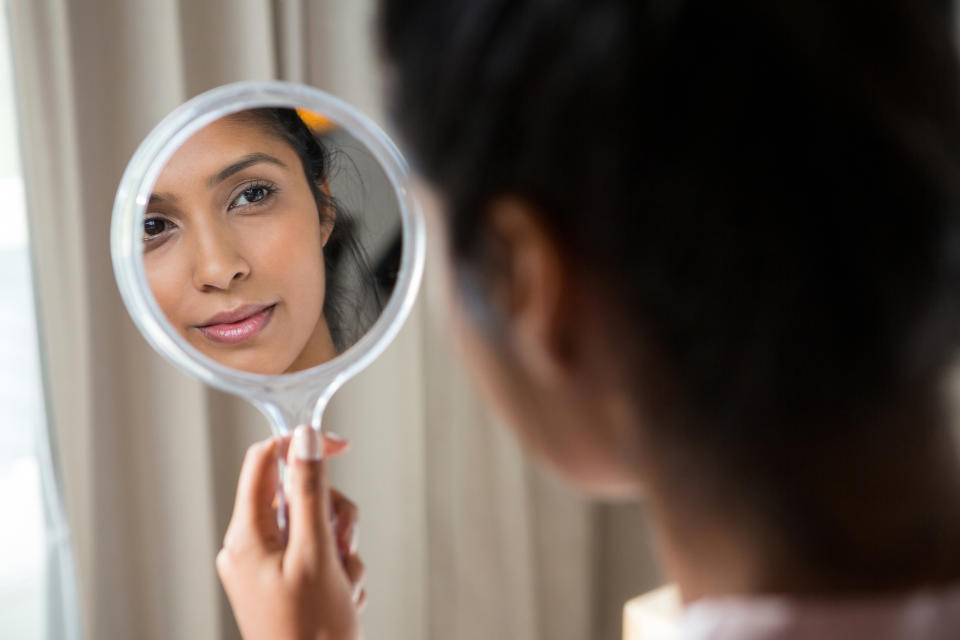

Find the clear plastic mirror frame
[[111, 81, 425, 436]]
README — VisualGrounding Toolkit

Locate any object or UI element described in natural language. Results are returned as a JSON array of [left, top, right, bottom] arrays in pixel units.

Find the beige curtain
[[9, 1, 661, 639]]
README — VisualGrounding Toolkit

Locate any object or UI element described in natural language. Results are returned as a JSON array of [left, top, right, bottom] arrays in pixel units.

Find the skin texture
[[145, 115, 337, 374]]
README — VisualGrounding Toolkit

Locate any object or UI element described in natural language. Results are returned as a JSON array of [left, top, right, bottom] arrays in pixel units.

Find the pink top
[[680, 586, 960, 640]]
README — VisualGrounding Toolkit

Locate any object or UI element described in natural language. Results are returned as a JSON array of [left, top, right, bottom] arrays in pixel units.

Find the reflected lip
[[195, 303, 277, 345], [198, 303, 276, 327]]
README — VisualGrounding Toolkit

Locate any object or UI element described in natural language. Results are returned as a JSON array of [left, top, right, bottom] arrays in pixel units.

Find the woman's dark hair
[[378, 0, 960, 448], [235, 108, 386, 352]]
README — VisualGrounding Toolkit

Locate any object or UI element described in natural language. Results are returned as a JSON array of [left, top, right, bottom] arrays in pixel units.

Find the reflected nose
[[191, 226, 250, 291]]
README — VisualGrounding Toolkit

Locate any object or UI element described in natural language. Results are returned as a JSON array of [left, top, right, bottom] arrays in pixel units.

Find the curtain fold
[[9, 1, 661, 638]]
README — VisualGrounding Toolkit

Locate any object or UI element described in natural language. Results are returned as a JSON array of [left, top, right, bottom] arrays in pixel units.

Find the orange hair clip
[[296, 108, 335, 133]]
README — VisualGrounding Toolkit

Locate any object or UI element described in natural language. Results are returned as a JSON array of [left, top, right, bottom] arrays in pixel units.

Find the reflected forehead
[[150, 114, 296, 202], [149, 153, 286, 203], [208, 152, 287, 186]]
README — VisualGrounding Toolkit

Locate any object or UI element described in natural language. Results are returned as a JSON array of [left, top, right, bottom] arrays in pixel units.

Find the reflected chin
[[198, 346, 293, 376]]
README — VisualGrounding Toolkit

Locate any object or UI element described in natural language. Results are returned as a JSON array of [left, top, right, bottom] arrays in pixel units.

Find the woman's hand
[[216, 426, 364, 640]]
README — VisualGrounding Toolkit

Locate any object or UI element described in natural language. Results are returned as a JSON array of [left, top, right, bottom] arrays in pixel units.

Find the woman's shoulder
[[623, 583, 960, 640], [679, 584, 960, 640]]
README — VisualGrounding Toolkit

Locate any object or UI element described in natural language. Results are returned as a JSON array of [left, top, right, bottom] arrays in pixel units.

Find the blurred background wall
[[5, 0, 662, 638]]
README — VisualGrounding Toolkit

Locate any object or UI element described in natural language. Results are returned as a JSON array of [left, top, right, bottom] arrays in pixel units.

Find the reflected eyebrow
[[149, 192, 176, 204], [209, 152, 287, 187]]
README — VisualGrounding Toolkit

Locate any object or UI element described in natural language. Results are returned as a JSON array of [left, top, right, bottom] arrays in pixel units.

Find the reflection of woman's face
[[145, 115, 337, 374]]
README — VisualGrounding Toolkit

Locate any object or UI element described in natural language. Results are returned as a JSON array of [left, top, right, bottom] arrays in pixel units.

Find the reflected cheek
[[146, 257, 190, 331], [248, 217, 325, 323]]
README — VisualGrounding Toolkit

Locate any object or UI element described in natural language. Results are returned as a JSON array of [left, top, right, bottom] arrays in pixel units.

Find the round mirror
[[112, 82, 425, 435]]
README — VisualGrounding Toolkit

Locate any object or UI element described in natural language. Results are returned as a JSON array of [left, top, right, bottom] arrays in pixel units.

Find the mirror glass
[[141, 107, 401, 375]]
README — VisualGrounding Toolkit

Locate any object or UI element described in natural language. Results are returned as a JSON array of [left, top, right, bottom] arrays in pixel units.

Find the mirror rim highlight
[[111, 81, 425, 402]]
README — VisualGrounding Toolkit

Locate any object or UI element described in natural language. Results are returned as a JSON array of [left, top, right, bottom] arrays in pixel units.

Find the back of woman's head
[[378, 0, 960, 451]]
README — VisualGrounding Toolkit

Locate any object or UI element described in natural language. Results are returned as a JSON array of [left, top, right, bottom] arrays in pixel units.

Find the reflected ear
[[317, 178, 336, 247], [484, 197, 569, 384]]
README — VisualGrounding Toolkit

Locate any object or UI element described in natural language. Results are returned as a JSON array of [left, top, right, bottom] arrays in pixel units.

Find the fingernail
[[293, 424, 323, 461], [350, 524, 360, 554], [324, 431, 348, 443]]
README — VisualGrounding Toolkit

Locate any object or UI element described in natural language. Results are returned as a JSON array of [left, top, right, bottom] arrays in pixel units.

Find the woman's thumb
[[284, 425, 336, 567]]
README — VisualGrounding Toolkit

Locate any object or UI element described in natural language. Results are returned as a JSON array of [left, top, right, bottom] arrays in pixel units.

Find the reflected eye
[[143, 216, 175, 241], [230, 185, 272, 209]]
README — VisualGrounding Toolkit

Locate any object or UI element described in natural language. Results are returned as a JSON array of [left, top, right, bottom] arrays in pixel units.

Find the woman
[[217, 0, 960, 638], [145, 108, 381, 374]]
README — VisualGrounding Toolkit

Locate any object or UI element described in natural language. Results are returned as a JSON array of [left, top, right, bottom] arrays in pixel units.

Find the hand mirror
[[111, 81, 424, 437]]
